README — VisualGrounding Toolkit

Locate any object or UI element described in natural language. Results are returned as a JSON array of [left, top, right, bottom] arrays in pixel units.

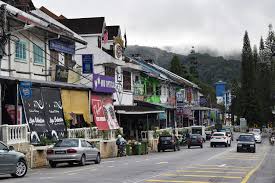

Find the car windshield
[[0, 142, 7, 150], [191, 135, 199, 139], [160, 137, 172, 141], [239, 135, 255, 142], [192, 129, 202, 135], [54, 139, 79, 147], [213, 133, 224, 136]]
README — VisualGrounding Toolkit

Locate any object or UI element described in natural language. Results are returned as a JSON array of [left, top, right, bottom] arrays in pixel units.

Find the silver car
[[0, 141, 28, 178], [47, 138, 101, 168]]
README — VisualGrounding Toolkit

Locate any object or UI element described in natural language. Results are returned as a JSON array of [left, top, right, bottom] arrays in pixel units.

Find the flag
[[124, 31, 127, 48], [103, 29, 108, 44]]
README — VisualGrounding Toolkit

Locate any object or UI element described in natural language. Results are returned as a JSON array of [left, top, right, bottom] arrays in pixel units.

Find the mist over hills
[[125, 45, 241, 86]]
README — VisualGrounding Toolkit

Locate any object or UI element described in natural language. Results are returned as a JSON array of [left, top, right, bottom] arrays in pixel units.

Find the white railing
[[0, 124, 29, 145], [67, 127, 122, 140]]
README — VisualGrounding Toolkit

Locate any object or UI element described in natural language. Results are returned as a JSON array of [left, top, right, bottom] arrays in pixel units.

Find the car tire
[[225, 143, 228, 147], [188, 145, 190, 149], [95, 153, 101, 164], [49, 160, 57, 168], [158, 148, 161, 152], [201, 145, 203, 148], [11, 159, 28, 178], [174, 146, 176, 152], [210, 143, 213, 147], [228, 142, 231, 147], [79, 155, 86, 166]]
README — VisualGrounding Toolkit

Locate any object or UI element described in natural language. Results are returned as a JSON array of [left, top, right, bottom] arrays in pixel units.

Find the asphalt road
[[0, 134, 274, 183]]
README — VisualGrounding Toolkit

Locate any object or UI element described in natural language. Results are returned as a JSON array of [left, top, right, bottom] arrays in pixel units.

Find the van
[[190, 126, 206, 142]]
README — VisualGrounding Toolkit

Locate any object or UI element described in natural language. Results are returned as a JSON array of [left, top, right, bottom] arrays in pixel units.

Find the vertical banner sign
[[19, 81, 32, 99], [21, 88, 48, 144], [91, 95, 109, 130], [82, 54, 93, 74], [41, 88, 66, 140], [91, 95, 120, 130]]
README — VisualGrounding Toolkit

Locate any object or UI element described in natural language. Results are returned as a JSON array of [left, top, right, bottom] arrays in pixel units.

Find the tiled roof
[[59, 17, 105, 35]]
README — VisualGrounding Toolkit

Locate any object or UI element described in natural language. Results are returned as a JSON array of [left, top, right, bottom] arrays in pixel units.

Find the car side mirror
[[9, 146, 14, 151]]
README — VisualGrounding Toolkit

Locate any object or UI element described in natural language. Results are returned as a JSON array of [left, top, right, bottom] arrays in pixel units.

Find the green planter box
[[126, 144, 132, 156]]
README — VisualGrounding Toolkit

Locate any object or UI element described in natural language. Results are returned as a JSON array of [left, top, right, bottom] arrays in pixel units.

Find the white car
[[210, 132, 231, 147], [253, 132, 262, 143]]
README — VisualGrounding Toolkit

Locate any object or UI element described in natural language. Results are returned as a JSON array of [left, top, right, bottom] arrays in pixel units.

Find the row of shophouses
[[0, 0, 220, 146]]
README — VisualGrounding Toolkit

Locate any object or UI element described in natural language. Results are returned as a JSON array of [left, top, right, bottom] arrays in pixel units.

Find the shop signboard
[[91, 95, 119, 130], [42, 88, 66, 140], [49, 39, 75, 55], [82, 54, 93, 74], [93, 74, 115, 93], [21, 88, 48, 144], [19, 81, 32, 99]]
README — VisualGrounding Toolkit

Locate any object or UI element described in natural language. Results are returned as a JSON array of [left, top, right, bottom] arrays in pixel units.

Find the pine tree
[[240, 31, 258, 126], [170, 55, 183, 76]]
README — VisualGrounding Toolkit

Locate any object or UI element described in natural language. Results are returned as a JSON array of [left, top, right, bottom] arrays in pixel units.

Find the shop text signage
[[93, 74, 115, 93], [82, 54, 93, 74], [49, 39, 75, 55]]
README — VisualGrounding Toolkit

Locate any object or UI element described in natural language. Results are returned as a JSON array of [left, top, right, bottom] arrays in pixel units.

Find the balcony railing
[[0, 124, 29, 145]]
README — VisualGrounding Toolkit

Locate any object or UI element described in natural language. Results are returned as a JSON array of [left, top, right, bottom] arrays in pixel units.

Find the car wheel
[[11, 160, 28, 178], [237, 148, 240, 152], [158, 148, 161, 152], [188, 145, 190, 149], [225, 143, 228, 147], [95, 153, 101, 164], [79, 155, 86, 166], [201, 145, 203, 148], [174, 146, 176, 152], [228, 142, 231, 147], [210, 143, 213, 147], [68, 162, 74, 166], [49, 160, 57, 168]]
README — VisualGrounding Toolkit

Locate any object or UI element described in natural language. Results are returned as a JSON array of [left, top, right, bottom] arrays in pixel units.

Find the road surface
[[0, 135, 274, 183]]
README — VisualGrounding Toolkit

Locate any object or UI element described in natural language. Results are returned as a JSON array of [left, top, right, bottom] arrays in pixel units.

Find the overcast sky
[[32, 0, 275, 56]]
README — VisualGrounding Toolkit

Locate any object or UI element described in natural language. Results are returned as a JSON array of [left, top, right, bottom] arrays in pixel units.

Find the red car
[[187, 134, 203, 149]]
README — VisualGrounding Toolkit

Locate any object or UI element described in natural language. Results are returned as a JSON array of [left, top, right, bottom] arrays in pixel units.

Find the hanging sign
[[82, 54, 93, 74]]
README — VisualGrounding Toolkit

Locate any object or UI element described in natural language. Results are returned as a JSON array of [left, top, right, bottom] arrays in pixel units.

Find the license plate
[[55, 151, 66, 154]]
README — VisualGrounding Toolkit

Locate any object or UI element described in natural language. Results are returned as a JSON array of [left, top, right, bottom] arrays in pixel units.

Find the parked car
[[205, 131, 212, 140], [237, 134, 256, 153], [0, 141, 28, 178], [47, 138, 101, 168], [210, 132, 231, 147], [158, 135, 180, 152], [187, 134, 203, 149]]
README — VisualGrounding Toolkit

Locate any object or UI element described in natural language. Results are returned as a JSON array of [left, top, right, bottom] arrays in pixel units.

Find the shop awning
[[134, 100, 176, 109], [115, 106, 165, 115]]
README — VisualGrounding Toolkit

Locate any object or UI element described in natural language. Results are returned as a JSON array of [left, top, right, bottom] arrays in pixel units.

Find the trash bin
[[132, 143, 142, 155], [126, 144, 132, 156]]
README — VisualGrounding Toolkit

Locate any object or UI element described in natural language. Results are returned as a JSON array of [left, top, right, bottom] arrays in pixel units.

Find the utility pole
[[0, 4, 7, 126]]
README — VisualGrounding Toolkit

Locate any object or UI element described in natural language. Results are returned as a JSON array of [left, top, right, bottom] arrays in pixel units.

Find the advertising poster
[[21, 88, 48, 144], [42, 88, 66, 141], [4, 105, 23, 125], [21, 87, 66, 144], [91, 95, 119, 130]]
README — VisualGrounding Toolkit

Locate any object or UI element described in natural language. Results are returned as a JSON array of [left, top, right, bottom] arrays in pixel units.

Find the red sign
[[91, 95, 119, 130]]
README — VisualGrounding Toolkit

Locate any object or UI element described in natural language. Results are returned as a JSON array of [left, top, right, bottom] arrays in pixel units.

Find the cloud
[[32, 0, 275, 56]]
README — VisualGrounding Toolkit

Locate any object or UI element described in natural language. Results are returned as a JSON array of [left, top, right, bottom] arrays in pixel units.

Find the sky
[[32, 0, 275, 56]]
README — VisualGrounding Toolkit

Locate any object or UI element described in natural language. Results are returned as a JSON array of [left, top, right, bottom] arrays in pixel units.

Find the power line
[[9, 38, 93, 85], [17, 32, 93, 83], [25, 29, 94, 85]]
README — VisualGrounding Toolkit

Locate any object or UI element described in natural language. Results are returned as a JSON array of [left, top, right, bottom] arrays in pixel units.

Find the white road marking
[[108, 166, 114, 168], [218, 164, 227, 167], [208, 147, 234, 160], [63, 168, 97, 174], [156, 162, 168, 165], [102, 160, 115, 164]]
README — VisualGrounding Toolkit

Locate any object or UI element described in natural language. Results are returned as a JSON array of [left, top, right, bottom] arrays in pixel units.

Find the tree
[[240, 31, 258, 126], [189, 47, 199, 79], [170, 55, 183, 76]]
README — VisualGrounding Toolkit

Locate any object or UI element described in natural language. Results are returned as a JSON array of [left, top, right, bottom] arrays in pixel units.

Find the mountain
[[125, 45, 241, 87]]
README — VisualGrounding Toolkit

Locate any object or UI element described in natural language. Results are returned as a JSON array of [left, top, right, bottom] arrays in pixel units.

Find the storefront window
[[123, 71, 131, 91]]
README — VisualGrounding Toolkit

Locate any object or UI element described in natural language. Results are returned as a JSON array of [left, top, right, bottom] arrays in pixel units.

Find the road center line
[[163, 173, 242, 179]]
